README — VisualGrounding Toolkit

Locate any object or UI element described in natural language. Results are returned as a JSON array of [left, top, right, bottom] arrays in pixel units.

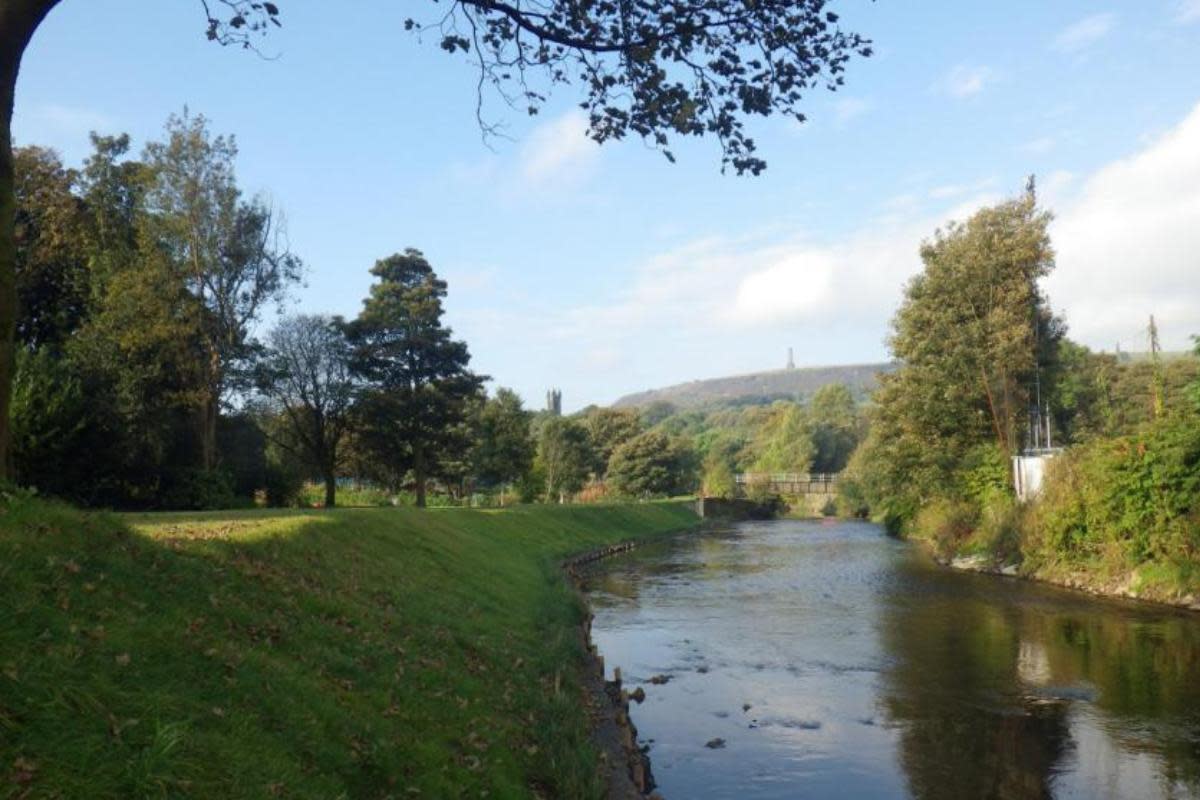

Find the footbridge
[[734, 472, 840, 496]]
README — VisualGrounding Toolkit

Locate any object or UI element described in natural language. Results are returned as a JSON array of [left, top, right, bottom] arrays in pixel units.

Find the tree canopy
[[349, 249, 484, 507], [204, 0, 872, 174]]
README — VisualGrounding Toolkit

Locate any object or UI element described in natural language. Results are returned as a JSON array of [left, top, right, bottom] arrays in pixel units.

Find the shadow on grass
[[2, 497, 697, 798]]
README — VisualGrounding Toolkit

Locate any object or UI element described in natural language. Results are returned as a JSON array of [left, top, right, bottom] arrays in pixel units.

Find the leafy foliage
[[348, 250, 484, 506], [469, 387, 535, 492], [205, 0, 872, 174], [256, 314, 356, 506], [143, 110, 302, 467], [536, 415, 592, 501], [847, 185, 1059, 532], [607, 430, 697, 497]]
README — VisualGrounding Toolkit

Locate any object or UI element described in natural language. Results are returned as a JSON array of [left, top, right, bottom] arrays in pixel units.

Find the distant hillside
[[613, 362, 897, 409]]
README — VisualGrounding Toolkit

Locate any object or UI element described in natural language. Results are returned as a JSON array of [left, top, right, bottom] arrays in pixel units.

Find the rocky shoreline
[[936, 551, 1200, 613], [563, 541, 665, 799]]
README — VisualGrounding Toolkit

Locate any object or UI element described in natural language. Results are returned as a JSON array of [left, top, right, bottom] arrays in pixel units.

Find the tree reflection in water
[[879, 554, 1200, 798]]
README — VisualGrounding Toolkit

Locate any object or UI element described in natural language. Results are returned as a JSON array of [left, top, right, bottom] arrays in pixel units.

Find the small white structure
[[1013, 450, 1060, 501]]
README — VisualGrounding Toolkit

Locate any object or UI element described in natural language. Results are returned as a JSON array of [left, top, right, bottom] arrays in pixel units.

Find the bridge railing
[[734, 472, 840, 485]]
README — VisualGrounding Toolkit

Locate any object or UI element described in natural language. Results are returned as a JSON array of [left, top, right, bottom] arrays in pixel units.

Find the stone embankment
[[564, 543, 665, 799], [938, 553, 1200, 613]]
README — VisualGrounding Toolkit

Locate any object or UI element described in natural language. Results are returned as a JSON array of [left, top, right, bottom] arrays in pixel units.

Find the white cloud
[[462, 104, 1200, 406], [1046, 101, 1200, 351], [1175, 0, 1200, 24], [556, 102, 1200, 380], [518, 110, 599, 186], [1053, 13, 1117, 52], [939, 64, 993, 99]]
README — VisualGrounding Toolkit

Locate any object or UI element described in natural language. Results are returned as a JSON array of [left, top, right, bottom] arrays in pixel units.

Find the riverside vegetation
[[839, 181, 1200, 604], [0, 492, 697, 798]]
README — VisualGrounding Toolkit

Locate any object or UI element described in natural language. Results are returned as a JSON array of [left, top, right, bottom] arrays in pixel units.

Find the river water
[[580, 519, 1200, 800]]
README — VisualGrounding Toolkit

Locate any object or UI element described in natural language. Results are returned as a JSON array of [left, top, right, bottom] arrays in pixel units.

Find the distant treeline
[[11, 113, 867, 511]]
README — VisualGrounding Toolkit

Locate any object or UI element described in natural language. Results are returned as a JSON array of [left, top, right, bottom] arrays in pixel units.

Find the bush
[[574, 482, 611, 504], [263, 461, 305, 507], [1026, 412, 1200, 572], [701, 454, 736, 499], [958, 443, 1011, 505], [911, 498, 978, 558], [967, 494, 1025, 564], [160, 468, 242, 510]]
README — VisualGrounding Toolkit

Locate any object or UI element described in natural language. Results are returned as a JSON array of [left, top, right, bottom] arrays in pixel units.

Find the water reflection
[[583, 520, 1200, 799]]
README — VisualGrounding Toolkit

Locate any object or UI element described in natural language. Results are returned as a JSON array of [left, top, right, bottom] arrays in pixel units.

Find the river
[[580, 519, 1200, 799]]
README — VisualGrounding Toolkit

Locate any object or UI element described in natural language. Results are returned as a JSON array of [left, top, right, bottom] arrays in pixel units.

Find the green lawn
[[1, 495, 698, 798]]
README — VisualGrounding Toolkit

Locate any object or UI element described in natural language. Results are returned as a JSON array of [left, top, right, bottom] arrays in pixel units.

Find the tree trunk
[[199, 349, 222, 470], [414, 445, 426, 508], [196, 390, 219, 471], [323, 470, 336, 508], [0, 0, 60, 482]]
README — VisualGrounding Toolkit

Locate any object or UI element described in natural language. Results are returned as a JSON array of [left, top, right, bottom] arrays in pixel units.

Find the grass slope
[[1, 496, 697, 798]]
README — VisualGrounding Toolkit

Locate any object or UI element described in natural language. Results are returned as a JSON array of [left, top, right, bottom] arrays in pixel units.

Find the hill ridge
[[612, 361, 896, 409]]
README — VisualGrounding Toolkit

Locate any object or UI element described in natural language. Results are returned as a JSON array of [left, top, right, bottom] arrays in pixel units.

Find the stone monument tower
[[546, 389, 562, 416]]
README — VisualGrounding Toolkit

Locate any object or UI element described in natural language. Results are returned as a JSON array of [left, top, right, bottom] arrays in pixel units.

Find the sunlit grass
[[1, 495, 697, 798]]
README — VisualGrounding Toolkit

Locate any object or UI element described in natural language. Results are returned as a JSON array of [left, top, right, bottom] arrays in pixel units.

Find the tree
[[143, 110, 301, 470], [0, 0, 871, 481], [470, 387, 534, 503], [13, 145, 88, 349], [751, 402, 814, 473], [349, 249, 483, 507], [891, 183, 1060, 458], [808, 383, 861, 472], [701, 451, 737, 499], [851, 183, 1062, 529], [607, 430, 696, 497], [10, 133, 210, 506], [581, 406, 642, 477], [536, 415, 591, 502], [256, 314, 356, 507]]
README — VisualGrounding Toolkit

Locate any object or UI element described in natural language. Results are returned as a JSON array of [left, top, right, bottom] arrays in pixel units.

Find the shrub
[[160, 468, 241, 510], [1026, 412, 1200, 573], [911, 498, 978, 558], [958, 443, 1011, 505], [969, 494, 1025, 564]]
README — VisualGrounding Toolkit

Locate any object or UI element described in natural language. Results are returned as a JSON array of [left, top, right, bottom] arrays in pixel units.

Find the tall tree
[[808, 383, 861, 473], [0, 0, 59, 479], [142, 111, 301, 470], [256, 314, 356, 507], [751, 402, 814, 473], [581, 406, 643, 478], [536, 415, 591, 503], [0, 0, 871, 480], [607, 430, 696, 498], [851, 184, 1063, 527], [13, 145, 88, 349], [890, 183, 1059, 458], [349, 249, 483, 507], [469, 387, 534, 503]]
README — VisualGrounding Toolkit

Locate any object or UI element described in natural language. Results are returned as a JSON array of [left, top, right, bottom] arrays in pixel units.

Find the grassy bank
[[0, 493, 698, 798]]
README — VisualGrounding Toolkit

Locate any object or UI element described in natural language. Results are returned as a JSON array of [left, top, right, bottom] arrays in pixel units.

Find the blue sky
[[14, 0, 1200, 410]]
